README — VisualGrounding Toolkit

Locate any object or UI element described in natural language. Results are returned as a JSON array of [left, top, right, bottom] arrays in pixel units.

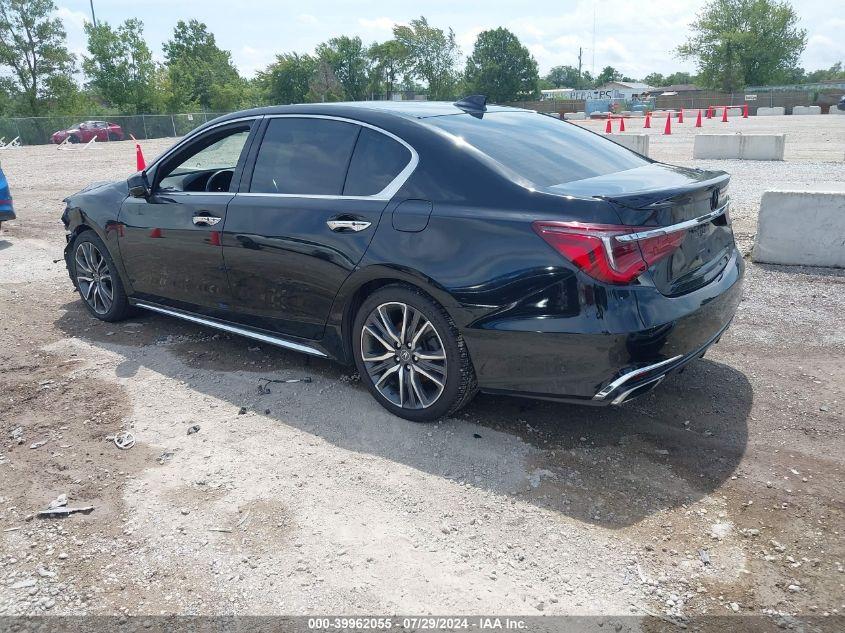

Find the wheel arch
[[326, 265, 461, 365]]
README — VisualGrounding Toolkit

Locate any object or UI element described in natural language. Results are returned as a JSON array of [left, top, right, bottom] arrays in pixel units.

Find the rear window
[[251, 118, 360, 195], [425, 111, 648, 186], [343, 128, 411, 196]]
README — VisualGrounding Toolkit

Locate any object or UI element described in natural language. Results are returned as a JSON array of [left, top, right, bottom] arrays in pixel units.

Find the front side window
[[158, 128, 251, 193], [343, 127, 412, 196], [425, 111, 648, 187], [250, 118, 360, 195]]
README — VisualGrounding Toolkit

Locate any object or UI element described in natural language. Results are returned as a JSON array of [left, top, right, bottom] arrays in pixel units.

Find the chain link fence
[[508, 86, 844, 116], [0, 112, 229, 146]]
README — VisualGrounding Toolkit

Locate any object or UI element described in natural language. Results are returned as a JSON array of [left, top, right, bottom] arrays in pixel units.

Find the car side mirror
[[127, 172, 150, 198]]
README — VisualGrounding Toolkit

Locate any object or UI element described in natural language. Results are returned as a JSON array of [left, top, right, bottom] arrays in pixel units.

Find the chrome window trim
[[615, 203, 729, 243], [250, 114, 419, 201], [146, 115, 261, 173], [134, 301, 328, 357], [147, 113, 419, 202]]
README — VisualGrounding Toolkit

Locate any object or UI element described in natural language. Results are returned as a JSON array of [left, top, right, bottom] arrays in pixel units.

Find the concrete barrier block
[[693, 134, 785, 160], [756, 106, 785, 116], [740, 134, 786, 160], [693, 134, 742, 159], [563, 111, 586, 120], [607, 134, 649, 157], [753, 187, 845, 268], [828, 107, 844, 115], [792, 105, 821, 115]]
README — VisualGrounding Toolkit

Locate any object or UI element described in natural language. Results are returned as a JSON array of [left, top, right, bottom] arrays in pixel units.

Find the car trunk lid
[[548, 163, 735, 296]]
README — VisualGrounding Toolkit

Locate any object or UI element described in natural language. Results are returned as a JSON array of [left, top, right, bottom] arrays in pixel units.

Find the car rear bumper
[[463, 248, 744, 405], [0, 208, 14, 222]]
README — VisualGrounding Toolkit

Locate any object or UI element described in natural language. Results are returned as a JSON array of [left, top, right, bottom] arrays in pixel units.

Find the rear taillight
[[532, 221, 686, 284]]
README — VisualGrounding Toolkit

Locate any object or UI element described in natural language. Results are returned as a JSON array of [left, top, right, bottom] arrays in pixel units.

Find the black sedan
[[62, 98, 743, 421]]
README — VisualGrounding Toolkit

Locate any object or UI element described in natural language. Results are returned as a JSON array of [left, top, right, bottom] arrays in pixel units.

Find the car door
[[118, 119, 258, 314], [221, 115, 416, 340]]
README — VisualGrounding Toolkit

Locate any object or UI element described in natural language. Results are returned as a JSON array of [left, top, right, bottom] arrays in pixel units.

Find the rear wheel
[[108, 133, 119, 141], [71, 232, 132, 322], [353, 285, 477, 422]]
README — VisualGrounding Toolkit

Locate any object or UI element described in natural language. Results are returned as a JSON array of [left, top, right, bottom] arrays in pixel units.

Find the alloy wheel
[[75, 241, 114, 315], [360, 302, 447, 409]]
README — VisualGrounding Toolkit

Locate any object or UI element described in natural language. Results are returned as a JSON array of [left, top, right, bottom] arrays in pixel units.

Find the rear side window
[[343, 128, 412, 196], [425, 111, 648, 187], [250, 118, 360, 195]]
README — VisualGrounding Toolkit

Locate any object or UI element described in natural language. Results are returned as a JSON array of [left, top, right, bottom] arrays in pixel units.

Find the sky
[[55, 0, 844, 81]]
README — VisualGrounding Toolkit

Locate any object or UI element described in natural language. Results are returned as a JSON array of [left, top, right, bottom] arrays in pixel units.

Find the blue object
[[0, 163, 14, 223]]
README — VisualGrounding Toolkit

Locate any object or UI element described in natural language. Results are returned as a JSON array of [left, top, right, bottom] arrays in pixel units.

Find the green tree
[[163, 19, 242, 110], [393, 17, 460, 100], [257, 52, 315, 105], [805, 62, 845, 83], [368, 39, 407, 99], [308, 59, 343, 102], [545, 65, 581, 89], [677, 0, 806, 90], [464, 28, 538, 102], [642, 72, 666, 87], [315, 35, 369, 100], [0, 0, 73, 116], [595, 65, 624, 86], [83, 18, 159, 114]]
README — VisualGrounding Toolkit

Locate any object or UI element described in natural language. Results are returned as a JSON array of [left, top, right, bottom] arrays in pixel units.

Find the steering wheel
[[205, 169, 232, 193]]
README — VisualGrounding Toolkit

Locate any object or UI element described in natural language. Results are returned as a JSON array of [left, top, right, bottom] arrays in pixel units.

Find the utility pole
[[577, 47, 583, 89], [89, 0, 97, 27], [592, 5, 596, 77]]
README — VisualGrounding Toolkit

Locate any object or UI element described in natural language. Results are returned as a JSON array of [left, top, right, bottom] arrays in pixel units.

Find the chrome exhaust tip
[[610, 374, 666, 405]]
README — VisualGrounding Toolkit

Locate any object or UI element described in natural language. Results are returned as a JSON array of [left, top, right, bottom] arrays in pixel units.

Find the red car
[[50, 121, 124, 144]]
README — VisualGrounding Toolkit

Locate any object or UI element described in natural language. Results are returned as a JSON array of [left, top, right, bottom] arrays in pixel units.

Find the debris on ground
[[187, 424, 200, 435], [105, 431, 135, 450], [38, 502, 94, 518], [29, 439, 48, 450]]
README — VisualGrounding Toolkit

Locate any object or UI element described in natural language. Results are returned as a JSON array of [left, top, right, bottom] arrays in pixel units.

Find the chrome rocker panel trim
[[133, 301, 328, 357]]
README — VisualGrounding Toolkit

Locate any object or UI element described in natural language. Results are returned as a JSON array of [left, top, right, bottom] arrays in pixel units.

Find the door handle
[[327, 219, 371, 232], [192, 214, 221, 226]]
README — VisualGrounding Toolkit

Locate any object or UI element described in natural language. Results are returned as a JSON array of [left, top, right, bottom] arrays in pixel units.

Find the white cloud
[[297, 14, 318, 26], [358, 17, 396, 32], [54, 6, 88, 30]]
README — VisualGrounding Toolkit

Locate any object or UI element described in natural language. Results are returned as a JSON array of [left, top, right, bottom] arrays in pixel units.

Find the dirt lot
[[0, 115, 843, 627]]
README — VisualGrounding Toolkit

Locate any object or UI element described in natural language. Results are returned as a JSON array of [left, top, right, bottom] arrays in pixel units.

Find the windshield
[[424, 111, 648, 187]]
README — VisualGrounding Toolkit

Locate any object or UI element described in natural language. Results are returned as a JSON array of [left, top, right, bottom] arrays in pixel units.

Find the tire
[[108, 133, 119, 141], [352, 284, 478, 422], [70, 231, 133, 322], [68, 135, 80, 144]]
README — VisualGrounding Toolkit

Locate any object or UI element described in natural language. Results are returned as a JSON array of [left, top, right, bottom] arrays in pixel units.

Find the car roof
[[216, 100, 526, 122]]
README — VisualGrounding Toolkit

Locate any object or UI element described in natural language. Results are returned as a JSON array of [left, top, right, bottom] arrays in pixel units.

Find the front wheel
[[353, 285, 477, 422], [71, 232, 132, 322]]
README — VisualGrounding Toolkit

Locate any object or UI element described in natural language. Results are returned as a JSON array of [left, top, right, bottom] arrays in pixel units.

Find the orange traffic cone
[[664, 113, 672, 135], [695, 109, 702, 127], [605, 118, 612, 133], [721, 106, 729, 122], [619, 117, 626, 132], [742, 103, 749, 118], [644, 113, 651, 128], [678, 110, 684, 123], [135, 144, 146, 171]]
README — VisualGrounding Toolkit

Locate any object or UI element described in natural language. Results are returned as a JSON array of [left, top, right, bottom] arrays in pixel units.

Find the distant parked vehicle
[[50, 121, 124, 144], [0, 161, 14, 229], [838, 95, 845, 111]]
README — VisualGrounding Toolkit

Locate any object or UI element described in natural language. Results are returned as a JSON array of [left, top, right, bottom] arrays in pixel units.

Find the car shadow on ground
[[0, 239, 12, 252], [55, 301, 751, 530]]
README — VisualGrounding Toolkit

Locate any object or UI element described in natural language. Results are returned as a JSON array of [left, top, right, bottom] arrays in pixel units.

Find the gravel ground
[[0, 116, 843, 626]]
